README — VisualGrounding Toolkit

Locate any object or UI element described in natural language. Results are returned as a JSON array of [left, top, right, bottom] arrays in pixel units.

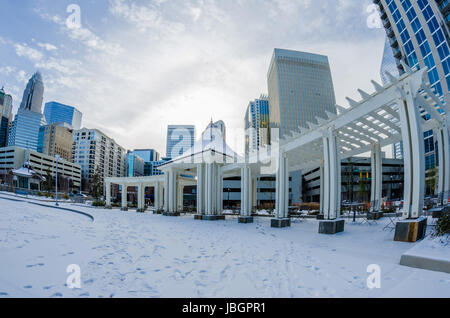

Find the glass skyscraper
[[19, 72, 44, 113], [8, 72, 47, 151], [374, 0, 450, 168], [267, 49, 337, 138], [44, 101, 82, 130], [245, 95, 270, 153], [166, 125, 196, 159]]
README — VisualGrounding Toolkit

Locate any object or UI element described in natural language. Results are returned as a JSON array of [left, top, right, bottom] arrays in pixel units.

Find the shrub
[[92, 200, 106, 207], [64, 194, 69, 200], [434, 211, 450, 237]]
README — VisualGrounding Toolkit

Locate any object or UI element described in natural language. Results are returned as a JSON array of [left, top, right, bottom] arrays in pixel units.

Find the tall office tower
[[37, 123, 74, 162], [380, 37, 405, 158], [245, 95, 270, 153], [8, 72, 47, 151], [202, 120, 226, 142], [72, 128, 127, 192], [166, 125, 196, 159], [267, 48, 337, 138], [131, 149, 160, 176], [0, 87, 13, 147], [19, 71, 44, 113], [44, 101, 82, 130], [381, 37, 401, 85], [374, 0, 450, 170]]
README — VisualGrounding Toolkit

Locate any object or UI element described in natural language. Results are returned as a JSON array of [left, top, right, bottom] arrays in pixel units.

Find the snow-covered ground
[[0, 192, 449, 298]]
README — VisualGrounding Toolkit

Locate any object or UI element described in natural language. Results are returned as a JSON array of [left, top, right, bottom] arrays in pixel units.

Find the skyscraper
[[374, 0, 450, 169], [19, 71, 44, 113], [267, 48, 337, 138], [8, 72, 47, 151], [245, 95, 270, 153], [166, 125, 196, 159], [380, 37, 401, 86], [0, 87, 13, 147], [44, 101, 82, 130]]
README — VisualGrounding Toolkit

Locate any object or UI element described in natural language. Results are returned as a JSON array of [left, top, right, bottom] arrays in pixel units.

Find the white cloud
[[37, 42, 58, 51], [14, 43, 44, 62]]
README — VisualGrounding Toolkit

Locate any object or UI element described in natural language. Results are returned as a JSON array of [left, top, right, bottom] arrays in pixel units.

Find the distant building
[[72, 128, 127, 192], [8, 72, 47, 151], [131, 149, 160, 176], [166, 125, 196, 159], [0, 146, 81, 190], [44, 101, 82, 130], [245, 95, 270, 153], [149, 158, 170, 176], [0, 87, 13, 147], [202, 120, 226, 142], [38, 123, 74, 162], [127, 152, 145, 177], [267, 48, 337, 138]]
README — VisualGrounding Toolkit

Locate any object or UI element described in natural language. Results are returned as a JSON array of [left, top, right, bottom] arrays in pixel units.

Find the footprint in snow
[[0, 292, 8, 296], [50, 292, 63, 298]]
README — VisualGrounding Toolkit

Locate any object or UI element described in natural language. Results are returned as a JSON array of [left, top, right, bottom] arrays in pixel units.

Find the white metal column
[[370, 143, 383, 212], [154, 182, 160, 210], [197, 164, 204, 214], [398, 96, 425, 219], [240, 166, 251, 217], [164, 173, 170, 212], [121, 184, 127, 210], [275, 152, 289, 219], [137, 183, 144, 211], [105, 181, 111, 207], [436, 124, 450, 204], [322, 128, 340, 220]]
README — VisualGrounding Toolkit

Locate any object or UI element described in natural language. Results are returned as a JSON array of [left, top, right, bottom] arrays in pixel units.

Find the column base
[[194, 214, 203, 220], [137, 208, 146, 213], [394, 217, 427, 242], [319, 219, 345, 234], [105, 206, 112, 210], [429, 206, 449, 219], [202, 215, 223, 221], [367, 211, 384, 220], [121, 207, 128, 211], [163, 211, 180, 217], [238, 216, 254, 224], [271, 218, 291, 228], [316, 214, 325, 220]]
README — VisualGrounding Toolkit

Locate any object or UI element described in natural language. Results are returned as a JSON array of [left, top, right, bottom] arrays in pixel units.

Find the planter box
[[271, 218, 291, 228], [319, 219, 345, 234], [394, 217, 427, 242]]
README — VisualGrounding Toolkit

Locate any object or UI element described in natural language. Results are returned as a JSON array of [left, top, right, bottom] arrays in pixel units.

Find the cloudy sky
[[0, 0, 386, 155]]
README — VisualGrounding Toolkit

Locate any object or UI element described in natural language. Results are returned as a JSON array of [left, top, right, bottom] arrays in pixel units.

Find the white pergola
[[105, 63, 449, 233]]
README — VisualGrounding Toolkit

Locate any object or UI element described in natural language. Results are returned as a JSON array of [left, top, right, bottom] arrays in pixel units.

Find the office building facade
[[72, 128, 127, 192], [0, 146, 81, 189], [374, 0, 450, 166], [44, 101, 82, 130], [38, 123, 74, 162], [130, 149, 160, 176], [166, 125, 196, 159], [245, 95, 270, 153], [267, 48, 337, 138]]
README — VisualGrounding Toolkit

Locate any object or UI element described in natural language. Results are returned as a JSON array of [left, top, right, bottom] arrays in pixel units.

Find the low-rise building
[[0, 146, 82, 190]]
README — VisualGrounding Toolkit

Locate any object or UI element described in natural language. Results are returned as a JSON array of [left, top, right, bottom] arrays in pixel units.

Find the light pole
[[55, 155, 60, 206]]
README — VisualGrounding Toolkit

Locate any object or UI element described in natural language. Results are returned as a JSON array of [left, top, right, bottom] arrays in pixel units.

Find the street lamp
[[55, 155, 60, 206]]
